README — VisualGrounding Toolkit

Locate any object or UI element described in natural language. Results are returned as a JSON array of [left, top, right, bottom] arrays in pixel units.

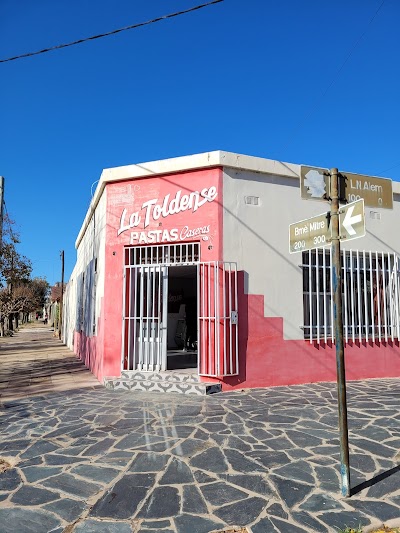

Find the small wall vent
[[369, 211, 381, 220], [244, 195, 260, 206]]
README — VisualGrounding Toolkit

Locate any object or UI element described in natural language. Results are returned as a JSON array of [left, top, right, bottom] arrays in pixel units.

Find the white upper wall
[[76, 150, 400, 248]]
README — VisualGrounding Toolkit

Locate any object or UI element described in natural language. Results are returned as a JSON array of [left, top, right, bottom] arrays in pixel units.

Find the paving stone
[[0, 438, 31, 453], [200, 422, 228, 433], [44, 454, 85, 465], [318, 510, 370, 530], [0, 493, 9, 502], [129, 452, 169, 472], [193, 470, 217, 484], [81, 437, 116, 456], [17, 456, 43, 467], [314, 466, 340, 491], [292, 511, 329, 533], [11, 484, 60, 505], [44, 497, 87, 522], [270, 516, 309, 532], [348, 452, 377, 473], [0, 508, 61, 533], [159, 457, 194, 484], [90, 474, 152, 519], [286, 430, 323, 448], [200, 481, 248, 507], [367, 469, 400, 498], [74, 519, 132, 532], [349, 499, 400, 521], [139, 519, 171, 529], [265, 502, 287, 519], [214, 496, 267, 525], [224, 448, 262, 473], [174, 514, 224, 533], [171, 438, 211, 458], [247, 450, 290, 469], [41, 472, 102, 499], [138, 486, 180, 519], [271, 476, 313, 508], [155, 424, 193, 439], [251, 517, 278, 532], [299, 493, 345, 512], [189, 447, 229, 473], [271, 460, 315, 485], [351, 437, 397, 459], [0, 467, 22, 491], [225, 436, 252, 452], [192, 428, 209, 440], [70, 464, 121, 484], [19, 440, 59, 459], [182, 484, 208, 514], [21, 466, 63, 482], [220, 474, 273, 497], [286, 448, 313, 460]]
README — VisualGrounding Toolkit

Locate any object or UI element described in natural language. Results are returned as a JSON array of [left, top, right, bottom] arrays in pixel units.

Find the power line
[[0, 0, 223, 64], [377, 162, 400, 176], [277, 0, 386, 155]]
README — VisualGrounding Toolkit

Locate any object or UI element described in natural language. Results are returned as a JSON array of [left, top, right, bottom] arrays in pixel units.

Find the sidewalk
[[0, 324, 399, 532], [0, 322, 100, 402]]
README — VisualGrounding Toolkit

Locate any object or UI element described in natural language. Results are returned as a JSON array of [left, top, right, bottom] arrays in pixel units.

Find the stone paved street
[[0, 324, 399, 532]]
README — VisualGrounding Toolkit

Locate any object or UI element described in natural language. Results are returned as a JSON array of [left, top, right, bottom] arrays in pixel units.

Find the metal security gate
[[123, 264, 168, 371], [123, 244, 200, 372], [123, 246, 239, 377], [198, 262, 239, 377]]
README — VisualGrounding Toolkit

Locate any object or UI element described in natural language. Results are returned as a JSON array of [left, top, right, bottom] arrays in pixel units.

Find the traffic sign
[[289, 211, 331, 254], [339, 198, 365, 242], [300, 166, 329, 202], [340, 171, 393, 209], [289, 198, 365, 253], [301, 165, 393, 209]]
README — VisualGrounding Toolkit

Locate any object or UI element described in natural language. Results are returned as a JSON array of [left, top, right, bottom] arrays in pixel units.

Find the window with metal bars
[[125, 243, 200, 266], [302, 249, 400, 343]]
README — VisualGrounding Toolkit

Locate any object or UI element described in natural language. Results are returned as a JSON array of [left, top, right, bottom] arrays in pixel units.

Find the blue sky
[[1, 0, 399, 284]]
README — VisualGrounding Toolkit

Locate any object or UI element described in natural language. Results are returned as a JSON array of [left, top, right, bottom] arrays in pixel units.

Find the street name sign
[[340, 171, 393, 210], [289, 211, 330, 254], [339, 198, 365, 242], [300, 166, 330, 202], [300, 165, 393, 209], [289, 199, 365, 253]]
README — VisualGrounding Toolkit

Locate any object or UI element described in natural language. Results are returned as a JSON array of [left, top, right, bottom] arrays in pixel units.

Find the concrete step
[[104, 371, 221, 396]]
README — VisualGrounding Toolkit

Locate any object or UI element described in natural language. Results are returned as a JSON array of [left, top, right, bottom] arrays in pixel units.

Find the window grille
[[125, 243, 200, 266], [302, 249, 400, 343]]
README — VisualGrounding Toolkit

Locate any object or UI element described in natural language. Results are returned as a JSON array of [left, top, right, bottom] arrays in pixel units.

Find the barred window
[[302, 249, 400, 343]]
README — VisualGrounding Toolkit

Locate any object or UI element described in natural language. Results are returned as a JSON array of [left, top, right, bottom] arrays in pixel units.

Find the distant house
[[62, 151, 400, 395]]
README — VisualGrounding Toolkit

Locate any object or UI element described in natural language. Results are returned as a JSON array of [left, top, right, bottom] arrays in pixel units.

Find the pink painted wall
[[207, 271, 400, 391], [101, 168, 223, 379], [73, 164, 400, 389], [74, 299, 105, 381]]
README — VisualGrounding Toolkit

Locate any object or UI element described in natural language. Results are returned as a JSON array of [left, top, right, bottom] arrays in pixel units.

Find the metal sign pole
[[330, 167, 351, 497]]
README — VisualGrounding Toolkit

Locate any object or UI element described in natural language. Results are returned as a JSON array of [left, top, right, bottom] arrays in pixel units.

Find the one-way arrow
[[339, 198, 365, 241], [342, 205, 362, 235]]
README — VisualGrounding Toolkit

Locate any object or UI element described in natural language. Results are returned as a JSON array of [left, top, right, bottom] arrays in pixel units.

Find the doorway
[[167, 265, 198, 370], [122, 244, 239, 378]]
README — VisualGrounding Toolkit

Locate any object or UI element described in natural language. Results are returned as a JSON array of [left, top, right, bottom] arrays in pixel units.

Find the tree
[[0, 214, 35, 333]]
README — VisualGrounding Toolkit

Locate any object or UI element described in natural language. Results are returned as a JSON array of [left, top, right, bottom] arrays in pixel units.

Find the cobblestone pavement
[[0, 325, 399, 532]]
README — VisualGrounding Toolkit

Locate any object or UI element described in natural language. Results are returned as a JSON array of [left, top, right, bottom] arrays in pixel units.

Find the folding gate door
[[198, 262, 239, 377], [123, 264, 168, 371]]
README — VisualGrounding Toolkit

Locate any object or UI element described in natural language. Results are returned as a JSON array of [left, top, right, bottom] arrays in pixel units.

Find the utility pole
[[59, 250, 64, 340], [0, 176, 4, 251], [330, 168, 351, 497]]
